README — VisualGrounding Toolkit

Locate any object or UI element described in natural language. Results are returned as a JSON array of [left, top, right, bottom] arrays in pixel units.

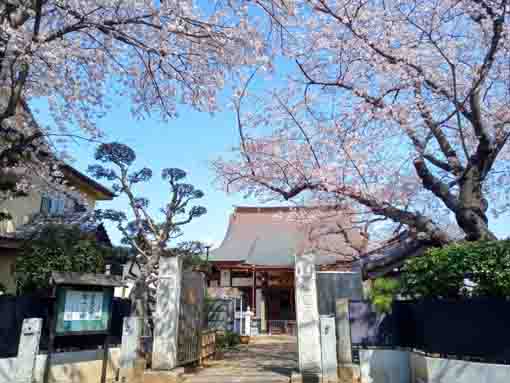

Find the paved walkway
[[182, 335, 298, 383]]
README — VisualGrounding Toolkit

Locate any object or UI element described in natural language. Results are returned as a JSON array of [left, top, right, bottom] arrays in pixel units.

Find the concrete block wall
[[0, 348, 120, 383], [359, 349, 510, 383]]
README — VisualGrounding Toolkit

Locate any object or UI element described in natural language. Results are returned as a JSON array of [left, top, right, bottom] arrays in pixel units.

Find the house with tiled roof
[[0, 98, 114, 293], [0, 164, 114, 293]]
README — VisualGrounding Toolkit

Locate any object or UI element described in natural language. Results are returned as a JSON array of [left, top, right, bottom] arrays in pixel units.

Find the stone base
[[337, 364, 361, 383], [291, 372, 323, 383], [143, 368, 185, 383], [118, 358, 146, 383]]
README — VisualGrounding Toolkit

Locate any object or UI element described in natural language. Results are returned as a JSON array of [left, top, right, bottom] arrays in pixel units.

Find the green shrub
[[368, 278, 400, 313], [400, 240, 510, 299], [216, 331, 241, 350], [16, 225, 109, 294]]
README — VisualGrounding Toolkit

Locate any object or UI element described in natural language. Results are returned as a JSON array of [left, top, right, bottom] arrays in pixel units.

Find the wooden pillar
[[252, 267, 256, 312], [290, 286, 295, 316]]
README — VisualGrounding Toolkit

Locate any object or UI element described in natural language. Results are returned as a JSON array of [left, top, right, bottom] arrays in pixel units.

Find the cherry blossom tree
[[89, 142, 206, 316], [0, 0, 280, 211], [214, 0, 510, 256]]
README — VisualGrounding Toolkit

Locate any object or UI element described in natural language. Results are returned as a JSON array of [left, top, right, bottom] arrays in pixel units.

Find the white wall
[[359, 349, 510, 383], [360, 349, 410, 383], [0, 348, 120, 383], [411, 353, 510, 383]]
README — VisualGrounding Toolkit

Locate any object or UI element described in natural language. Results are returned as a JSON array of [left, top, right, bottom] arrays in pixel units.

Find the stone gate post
[[335, 299, 360, 382], [294, 252, 322, 381], [152, 256, 183, 370], [119, 316, 144, 383]]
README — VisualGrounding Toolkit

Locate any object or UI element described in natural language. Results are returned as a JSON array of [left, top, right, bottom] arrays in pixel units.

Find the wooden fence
[[200, 330, 217, 363], [177, 271, 205, 366]]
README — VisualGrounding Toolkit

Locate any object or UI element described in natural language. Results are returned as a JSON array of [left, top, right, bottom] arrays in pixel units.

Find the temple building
[[207, 206, 366, 334]]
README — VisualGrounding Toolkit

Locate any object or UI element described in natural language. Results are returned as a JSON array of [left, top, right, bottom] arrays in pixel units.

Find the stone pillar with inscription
[[119, 316, 144, 383], [294, 252, 322, 378], [152, 256, 183, 370], [335, 299, 360, 382], [14, 318, 42, 383]]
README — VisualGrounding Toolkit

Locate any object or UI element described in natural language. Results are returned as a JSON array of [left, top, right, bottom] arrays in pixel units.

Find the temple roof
[[209, 206, 366, 267]]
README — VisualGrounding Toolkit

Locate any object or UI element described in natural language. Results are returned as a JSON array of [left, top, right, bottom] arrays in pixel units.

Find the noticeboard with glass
[[55, 286, 113, 335]]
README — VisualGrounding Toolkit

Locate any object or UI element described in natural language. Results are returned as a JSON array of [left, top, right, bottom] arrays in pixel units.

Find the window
[[40, 195, 66, 216]]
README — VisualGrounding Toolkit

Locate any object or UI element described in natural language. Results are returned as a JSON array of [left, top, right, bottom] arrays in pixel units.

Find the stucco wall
[[0, 348, 120, 383], [0, 251, 17, 293]]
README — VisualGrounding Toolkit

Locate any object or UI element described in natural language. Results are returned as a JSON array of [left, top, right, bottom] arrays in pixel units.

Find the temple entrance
[[265, 287, 296, 335]]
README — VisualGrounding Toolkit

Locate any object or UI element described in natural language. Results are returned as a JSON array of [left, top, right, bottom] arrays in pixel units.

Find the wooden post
[[252, 267, 256, 315], [100, 335, 110, 383], [43, 301, 57, 383], [335, 298, 352, 364], [14, 318, 43, 383]]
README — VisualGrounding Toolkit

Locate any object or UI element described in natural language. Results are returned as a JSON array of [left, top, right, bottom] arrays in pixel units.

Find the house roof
[[60, 164, 114, 200], [208, 206, 366, 268], [0, 212, 112, 248], [51, 272, 124, 287], [359, 231, 427, 279]]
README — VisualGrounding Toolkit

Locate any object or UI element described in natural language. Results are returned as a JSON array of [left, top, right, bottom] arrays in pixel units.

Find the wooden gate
[[177, 271, 205, 365]]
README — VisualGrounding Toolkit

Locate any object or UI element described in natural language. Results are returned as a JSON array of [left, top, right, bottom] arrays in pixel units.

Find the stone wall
[[0, 348, 120, 383]]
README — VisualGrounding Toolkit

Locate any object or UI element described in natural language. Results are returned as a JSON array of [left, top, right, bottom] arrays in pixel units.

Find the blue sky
[[30, 91, 264, 248], [48, 100, 261, 248]]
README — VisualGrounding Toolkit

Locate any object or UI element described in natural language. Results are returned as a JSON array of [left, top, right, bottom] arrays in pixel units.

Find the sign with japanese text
[[55, 288, 113, 335]]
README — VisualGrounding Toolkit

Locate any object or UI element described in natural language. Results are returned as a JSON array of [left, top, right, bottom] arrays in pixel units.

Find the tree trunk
[[457, 168, 497, 241], [130, 276, 149, 318]]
